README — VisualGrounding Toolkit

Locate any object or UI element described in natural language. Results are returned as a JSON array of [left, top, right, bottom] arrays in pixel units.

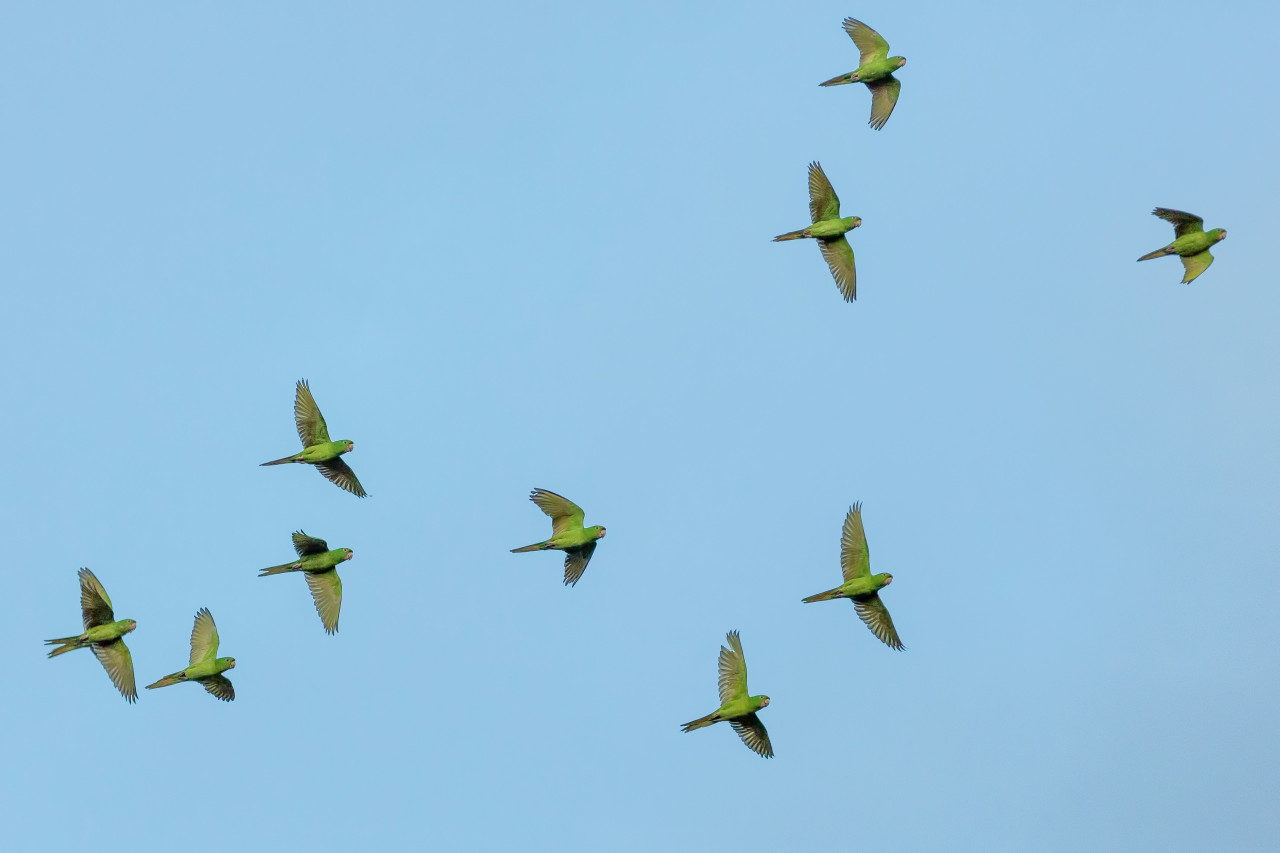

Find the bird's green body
[[261, 379, 366, 497], [260, 531, 352, 634], [681, 631, 773, 758], [801, 503, 904, 650], [774, 162, 861, 301], [820, 18, 906, 130], [511, 489, 606, 587], [45, 568, 138, 702], [1137, 208, 1227, 283], [145, 608, 236, 701]]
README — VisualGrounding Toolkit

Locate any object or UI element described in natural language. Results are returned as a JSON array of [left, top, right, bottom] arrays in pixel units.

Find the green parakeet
[[802, 503, 904, 650], [510, 488, 606, 587], [774, 162, 862, 301], [819, 17, 907, 130], [261, 379, 367, 497], [1137, 208, 1227, 283], [681, 631, 773, 758], [145, 608, 236, 701], [45, 568, 138, 703], [260, 531, 352, 634]]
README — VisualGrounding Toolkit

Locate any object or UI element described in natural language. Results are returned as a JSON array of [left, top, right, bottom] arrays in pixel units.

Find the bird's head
[[594, 526, 607, 540], [881, 573, 894, 587], [851, 216, 863, 229], [125, 619, 137, 633], [343, 548, 354, 561], [223, 658, 237, 670], [344, 440, 355, 453], [1214, 229, 1227, 242], [895, 56, 907, 68], [759, 696, 771, 708]]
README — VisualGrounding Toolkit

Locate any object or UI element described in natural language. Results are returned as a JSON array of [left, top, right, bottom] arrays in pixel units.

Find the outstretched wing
[[189, 607, 220, 666], [78, 568, 115, 629], [294, 379, 331, 447], [316, 458, 367, 497], [842, 17, 891, 65], [1180, 250, 1214, 283], [305, 570, 343, 634], [717, 630, 750, 705], [529, 489, 586, 537], [730, 714, 774, 758], [563, 542, 597, 587], [840, 503, 871, 582], [292, 531, 330, 557], [854, 594, 904, 650], [866, 76, 901, 130], [93, 639, 137, 702], [202, 675, 235, 702], [1153, 208, 1204, 238], [818, 237, 857, 302], [808, 161, 842, 223]]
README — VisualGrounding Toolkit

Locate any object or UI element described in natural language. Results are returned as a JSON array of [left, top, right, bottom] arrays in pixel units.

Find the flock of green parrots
[[45, 17, 1228, 759]]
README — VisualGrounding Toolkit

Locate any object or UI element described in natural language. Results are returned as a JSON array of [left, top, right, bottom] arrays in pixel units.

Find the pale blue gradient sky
[[4, 2, 1279, 850]]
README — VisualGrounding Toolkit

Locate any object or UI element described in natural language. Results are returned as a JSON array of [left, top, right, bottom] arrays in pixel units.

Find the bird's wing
[[866, 76, 901, 130], [294, 379, 331, 446], [202, 675, 235, 702], [854, 594, 904, 650], [717, 630, 749, 704], [78, 568, 115, 629], [563, 542, 597, 587], [808, 161, 842, 223], [840, 503, 871, 582], [730, 714, 774, 758], [1180, 250, 1215, 283], [842, 17, 891, 64], [305, 570, 343, 634], [316, 458, 366, 497], [93, 640, 137, 702], [292, 531, 330, 557], [819, 237, 857, 302], [188, 607, 219, 666], [530, 489, 586, 537], [1153, 208, 1204, 238]]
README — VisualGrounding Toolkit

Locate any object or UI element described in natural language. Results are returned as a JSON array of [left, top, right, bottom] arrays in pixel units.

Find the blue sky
[[5, 2, 1279, 850]]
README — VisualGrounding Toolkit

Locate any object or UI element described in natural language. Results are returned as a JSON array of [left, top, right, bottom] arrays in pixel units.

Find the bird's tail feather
[[259, 562, 301, 576], [510, 541, 549, 553], [1137, 247, 1171, 262], [145, 672, 186, 690], [44, 637, 82, 657], [259, 454, 298, 466], [801, 587, 845, 603], [681, 713, 720, 732], [772, 228, 810, 242], [819, 72, 855, 87]]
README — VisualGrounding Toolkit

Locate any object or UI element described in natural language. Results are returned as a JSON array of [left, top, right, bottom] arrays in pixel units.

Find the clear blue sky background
[[4, 2, 1278, 850]]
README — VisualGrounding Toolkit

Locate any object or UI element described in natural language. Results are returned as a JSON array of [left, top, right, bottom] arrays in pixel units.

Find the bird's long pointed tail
[[259, 562, 301, 576], [259, 454, 298, 466], [44, 636, 83, 657], [801, 586, 846, 603], [773, 228, 811, 242], [510, 541, 550, 553], [681, 712, 721, 732], [145, 671, 186, 690], [819, 72, 855, 87], [1137, 247, 1171, 262]]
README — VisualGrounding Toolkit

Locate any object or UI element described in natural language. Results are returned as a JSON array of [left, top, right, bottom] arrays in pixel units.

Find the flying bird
[[45, 568, 138, 702], [510, 489, 606, 587], [820, 17, 907, 130], [260, 531, 353, 634], [1137, 208, 1227, 283], [261, 379, 366, 497], [774, 162, 862, 301], [681, 631, 773, 758], [146, 608, 237, 701], [802, 503, 904, 650]]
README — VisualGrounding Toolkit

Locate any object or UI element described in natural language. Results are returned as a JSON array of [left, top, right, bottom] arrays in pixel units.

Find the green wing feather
[[1180, 250, 1215, 283], [305, 570, 343, 634], [188, 607, 219, 666], [819, 237, 857, 302], [529, 489, 586, 537], [316, 458, 366, 497], [292, 531, 330, 557], [78, 568, 115, 629], [842, 17, 890, 64], [563, 542, 597, 587], [730, 714, 774, 758], [854, 593, 904, 650], [202, 675, 235, 702], [867, 76, 901, 130], [1153, 208, 1204, 238], [840, 504, 871, 582], [807, 162, 842, 223], [717, 630, 749, 704], [294, 379, 331, 446], [93, 639, 137, 702]]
